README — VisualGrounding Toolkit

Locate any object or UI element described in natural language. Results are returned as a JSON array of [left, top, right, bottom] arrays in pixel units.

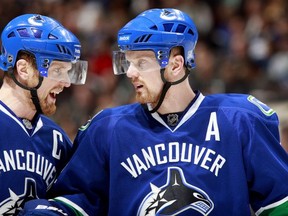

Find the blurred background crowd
[[0, 0, 287, 151]]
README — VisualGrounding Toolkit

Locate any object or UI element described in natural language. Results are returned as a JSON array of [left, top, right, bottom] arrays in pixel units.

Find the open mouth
[[49, 90, 61, 102], [133, 82, 143, 91], [50, 92, 57, 99], [136, 84, 143, 89]]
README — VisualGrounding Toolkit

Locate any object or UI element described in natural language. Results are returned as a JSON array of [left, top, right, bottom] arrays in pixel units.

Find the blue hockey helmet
[[0, 14, 87, 84], [113, 8, 198, 75]]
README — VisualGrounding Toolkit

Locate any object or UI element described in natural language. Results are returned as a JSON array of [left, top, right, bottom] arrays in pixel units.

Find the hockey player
[[0, 14, 87, 215], [20, 8, 287, 216]]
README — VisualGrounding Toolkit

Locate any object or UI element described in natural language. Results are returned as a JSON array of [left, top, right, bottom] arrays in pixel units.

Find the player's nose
[[60, 80, 71, 88], [59, 73, 71, 88], [126, 65, 139, 78]]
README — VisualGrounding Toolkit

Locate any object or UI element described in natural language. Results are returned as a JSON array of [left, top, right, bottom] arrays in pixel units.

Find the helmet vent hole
[[188, 29, 195, 36], [145, 34, 152, 42], [7, 31, 16, 38], [17, 28, 30, 37], [150, 25, 158, 30], [56, 44, 70, 54], [135, 36, 142, 43], [56, 44, 64, 53], [31, 28, 42, 38], [48, 34, 58, 40], [175, 24, 186, 33], [135, 34, 152, 43], [163, 23, 173, 32]]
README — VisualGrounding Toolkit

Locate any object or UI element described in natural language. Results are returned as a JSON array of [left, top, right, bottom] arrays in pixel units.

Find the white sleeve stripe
[[255, 196, 288, 216]]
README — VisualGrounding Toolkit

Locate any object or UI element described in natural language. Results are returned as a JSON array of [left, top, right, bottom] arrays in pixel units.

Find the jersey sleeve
[[18, 199, 69, 216], [239, 106, 288, 214], [45, 113, 111, 215]]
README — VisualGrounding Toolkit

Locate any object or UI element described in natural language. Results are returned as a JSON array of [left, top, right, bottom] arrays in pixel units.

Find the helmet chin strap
[[149, 68, 190, 113], [8, 68, 44, 114]]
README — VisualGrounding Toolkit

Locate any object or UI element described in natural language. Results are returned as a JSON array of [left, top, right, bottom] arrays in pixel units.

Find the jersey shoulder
[[202, 93, 277, 120], [78, 103, 142, 132], [40, 115, 67, 131], [39, 115, 72, 141], [96, 103, 141, 120]]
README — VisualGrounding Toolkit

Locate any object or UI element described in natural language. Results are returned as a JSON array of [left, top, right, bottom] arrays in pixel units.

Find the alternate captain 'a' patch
[[137, 167, 214, 215]]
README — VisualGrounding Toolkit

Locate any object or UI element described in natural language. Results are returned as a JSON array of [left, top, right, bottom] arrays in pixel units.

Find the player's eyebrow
[[126, 50, 155, 59], [50, 61, 71, 68]]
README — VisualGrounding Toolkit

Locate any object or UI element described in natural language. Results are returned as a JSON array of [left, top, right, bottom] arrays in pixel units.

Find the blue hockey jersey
[[25, 93, 288, 216], [0, 101, 73, 215]]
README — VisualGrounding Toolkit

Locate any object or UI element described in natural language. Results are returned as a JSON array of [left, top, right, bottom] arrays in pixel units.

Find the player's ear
[[171, 54, 184, 75], [16, 59, 29, 80]]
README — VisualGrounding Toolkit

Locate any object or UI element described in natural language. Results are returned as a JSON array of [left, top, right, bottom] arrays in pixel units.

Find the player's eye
[[137, 59, 148, 70], [53, 68, 63, 76], [54, 68, 60, 73], [48, 67, 67, 80]]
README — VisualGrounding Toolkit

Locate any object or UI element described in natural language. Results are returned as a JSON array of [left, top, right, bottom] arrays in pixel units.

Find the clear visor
[[113, 51, 130, 75], [47, 60, 88, 85], [113, 50, 161, 75]]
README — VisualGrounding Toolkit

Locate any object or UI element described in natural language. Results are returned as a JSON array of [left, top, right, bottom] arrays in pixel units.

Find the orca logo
[[137, 167, 214, 215], [160, 9, 177, 21], [0, 178, 38, 215], [28, 15, 45, 26]]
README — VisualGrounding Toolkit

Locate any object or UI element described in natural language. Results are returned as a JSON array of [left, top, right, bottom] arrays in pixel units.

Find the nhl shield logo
[[167, 114, 179, 127]]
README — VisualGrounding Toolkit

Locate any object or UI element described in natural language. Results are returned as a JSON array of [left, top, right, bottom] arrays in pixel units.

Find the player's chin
[[136, 91, 155, 102], [41, 103, 57, 116], [136, 94, 149, 104]]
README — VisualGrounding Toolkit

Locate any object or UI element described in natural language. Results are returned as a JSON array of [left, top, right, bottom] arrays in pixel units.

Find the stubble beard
[[40, 99, 56, 116], [135, 87, 160, 106], [26, 74, 56, 116]]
